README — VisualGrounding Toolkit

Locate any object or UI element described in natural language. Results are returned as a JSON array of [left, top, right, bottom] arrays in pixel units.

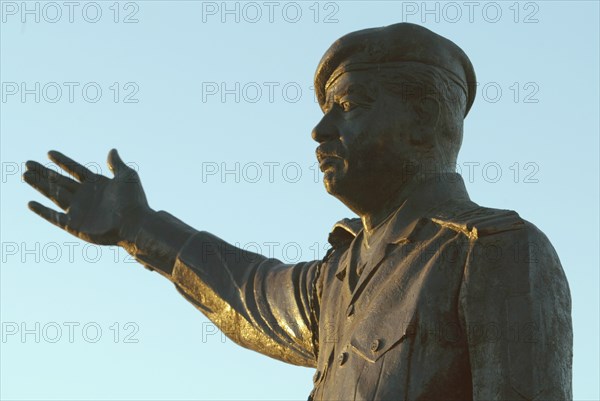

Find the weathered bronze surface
[[24, 23, 572, 400]]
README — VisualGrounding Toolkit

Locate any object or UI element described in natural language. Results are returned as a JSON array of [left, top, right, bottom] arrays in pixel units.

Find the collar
[[333, 173, 471, 279]]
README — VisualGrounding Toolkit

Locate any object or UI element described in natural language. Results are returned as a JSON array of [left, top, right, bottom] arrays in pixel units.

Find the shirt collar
[[371, 172, 470, 244], [333, 173, 471, 278]]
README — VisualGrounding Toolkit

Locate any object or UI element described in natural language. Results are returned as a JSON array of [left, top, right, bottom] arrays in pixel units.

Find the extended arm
[[24, 149, 320, 367], [129, 210, 320, 366]]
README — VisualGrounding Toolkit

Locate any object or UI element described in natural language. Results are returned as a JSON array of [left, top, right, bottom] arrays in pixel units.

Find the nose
[[311, 112, 339, 143]]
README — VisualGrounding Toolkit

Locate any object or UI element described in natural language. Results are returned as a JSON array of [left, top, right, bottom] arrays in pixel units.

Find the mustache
[[316, 143, 345, 163]]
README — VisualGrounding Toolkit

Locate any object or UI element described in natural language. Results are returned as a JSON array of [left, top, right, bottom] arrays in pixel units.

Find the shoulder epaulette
[[327, 218, 362, 248], [430, 207, 525, 240]]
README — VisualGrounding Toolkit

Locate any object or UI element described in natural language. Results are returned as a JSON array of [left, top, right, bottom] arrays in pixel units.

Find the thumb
[[107, 148, 130, 176]]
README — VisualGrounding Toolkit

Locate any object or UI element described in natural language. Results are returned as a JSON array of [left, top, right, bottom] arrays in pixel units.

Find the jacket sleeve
[[459, 222, 572, 400], [124, 210, 321, 367]]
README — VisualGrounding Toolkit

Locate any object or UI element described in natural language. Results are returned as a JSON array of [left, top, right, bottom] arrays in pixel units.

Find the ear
[[409, 96, 441, 148]]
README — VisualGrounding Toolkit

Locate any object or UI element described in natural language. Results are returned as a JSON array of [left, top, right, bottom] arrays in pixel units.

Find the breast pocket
[[347, 312, 418, 400], [349, 315, 417, 363], [348, 275, 419, 363]]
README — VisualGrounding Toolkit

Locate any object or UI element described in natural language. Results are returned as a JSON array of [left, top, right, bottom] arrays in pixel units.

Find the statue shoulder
[[430, 204, 526, 240]]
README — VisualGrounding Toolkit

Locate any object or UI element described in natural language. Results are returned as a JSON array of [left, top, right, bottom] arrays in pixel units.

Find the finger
[[28, 201, 69, 230], [25, 160, 79, 192], [48, 150, 96, 183], [107, 149, 138, 182], [107, 148, 128, 175], [23, 170, 73, 210]]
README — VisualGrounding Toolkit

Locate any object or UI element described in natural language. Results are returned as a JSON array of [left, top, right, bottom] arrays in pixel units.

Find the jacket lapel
[[331, 173, 472, 303], [349, 217, 427, 304]]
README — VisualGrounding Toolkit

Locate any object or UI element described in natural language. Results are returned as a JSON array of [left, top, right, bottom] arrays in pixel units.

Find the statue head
[[312, 23, 476, 215]]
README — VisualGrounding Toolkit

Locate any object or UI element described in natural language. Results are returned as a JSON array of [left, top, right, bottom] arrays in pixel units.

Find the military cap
[[314, 23, 477, 116]]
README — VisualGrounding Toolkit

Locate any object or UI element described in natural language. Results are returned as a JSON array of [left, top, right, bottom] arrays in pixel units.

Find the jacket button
[[313, 370, 321, 383], [347, 304, 355, 317], [338, 352, 348, 366], [370, 339, 381, 352]]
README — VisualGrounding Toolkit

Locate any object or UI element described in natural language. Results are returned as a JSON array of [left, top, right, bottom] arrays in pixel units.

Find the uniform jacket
[[131, 174, 572, 400]]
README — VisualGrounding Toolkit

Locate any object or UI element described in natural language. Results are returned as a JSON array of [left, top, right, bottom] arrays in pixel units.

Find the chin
[[323, 172, 339, 193], [323, 170, 349, 197], [323, 176, 337, 195]]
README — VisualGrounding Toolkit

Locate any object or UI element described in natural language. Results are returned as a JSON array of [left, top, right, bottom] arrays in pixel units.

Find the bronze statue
[[24, 23, 572, 400]]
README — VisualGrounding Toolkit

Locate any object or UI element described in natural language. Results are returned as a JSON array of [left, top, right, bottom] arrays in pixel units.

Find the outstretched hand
[[24, 149, 152, 246]]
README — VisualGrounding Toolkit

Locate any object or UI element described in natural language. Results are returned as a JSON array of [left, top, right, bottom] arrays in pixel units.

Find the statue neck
[[358, 172, 446, 235]]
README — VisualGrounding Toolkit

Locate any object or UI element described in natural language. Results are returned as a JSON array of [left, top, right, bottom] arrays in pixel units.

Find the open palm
[[24, 149, 151, 245]]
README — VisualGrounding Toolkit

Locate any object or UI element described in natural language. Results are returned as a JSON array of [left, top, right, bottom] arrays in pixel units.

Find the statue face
[[312, 71, 423, 212]]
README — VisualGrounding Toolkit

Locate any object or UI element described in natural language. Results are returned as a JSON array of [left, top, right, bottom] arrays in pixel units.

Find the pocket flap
[[349, 313, 417, 363]]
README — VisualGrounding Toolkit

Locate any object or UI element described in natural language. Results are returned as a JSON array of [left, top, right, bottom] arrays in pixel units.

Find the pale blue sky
[[1, 1, 599, 400]]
